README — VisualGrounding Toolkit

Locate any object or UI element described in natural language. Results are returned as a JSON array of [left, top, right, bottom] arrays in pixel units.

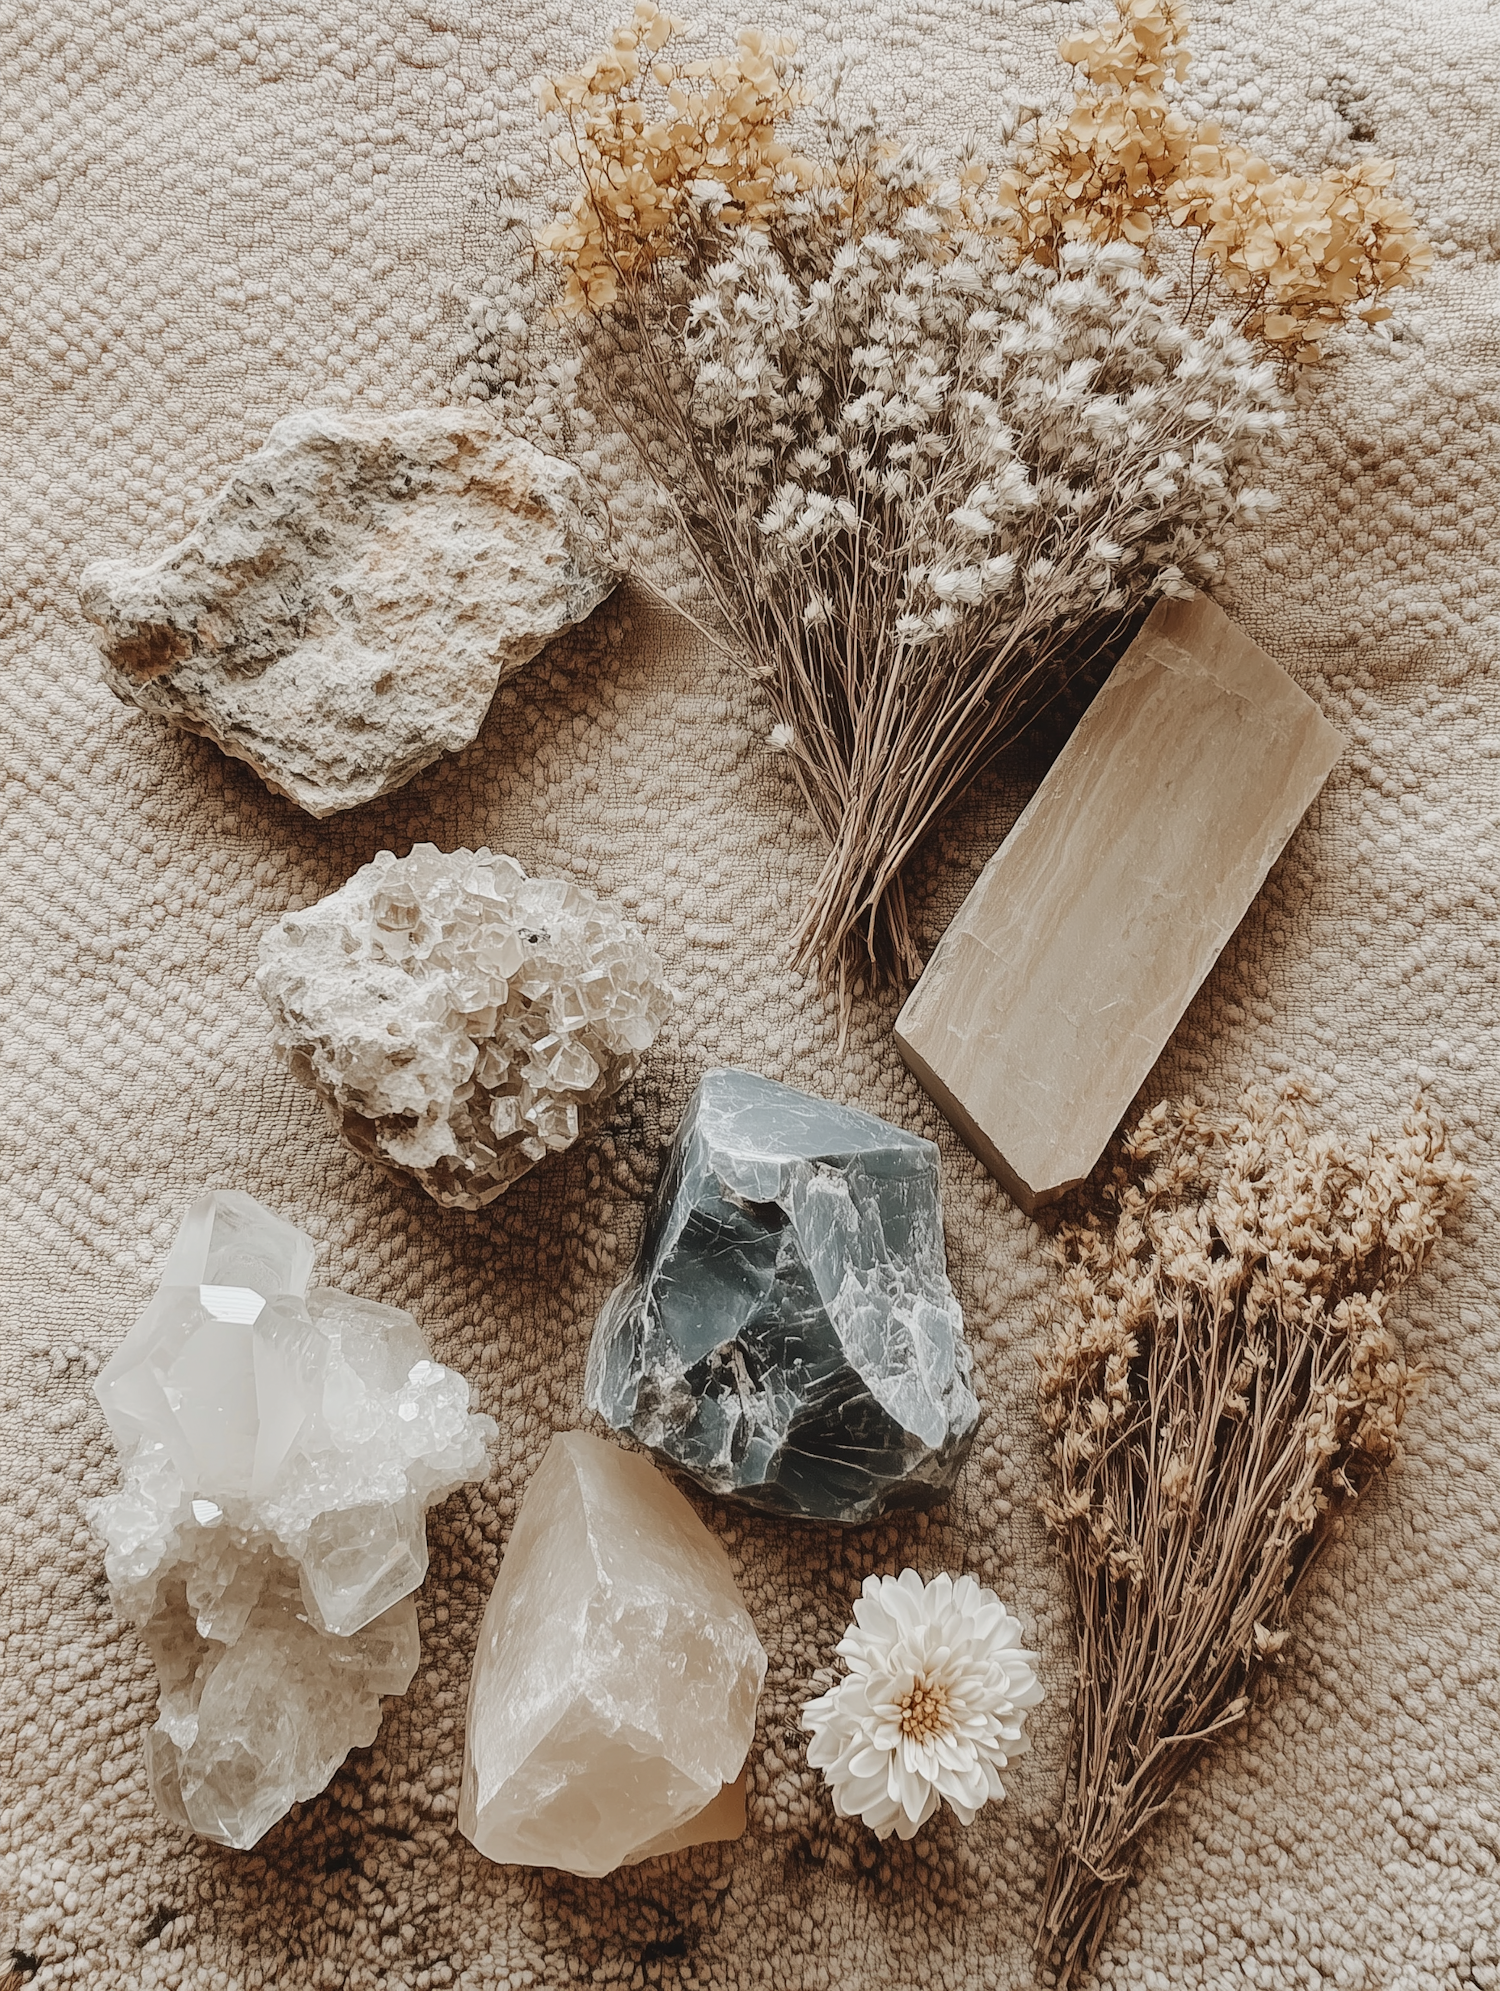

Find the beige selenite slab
[[894, 593, 1345, 1213]]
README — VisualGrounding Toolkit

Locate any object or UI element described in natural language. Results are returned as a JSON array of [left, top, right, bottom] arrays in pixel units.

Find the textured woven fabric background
[[3, 0, 1499, 1985]]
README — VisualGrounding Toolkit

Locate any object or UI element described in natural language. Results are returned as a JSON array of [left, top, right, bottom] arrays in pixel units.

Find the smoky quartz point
[[586, 1069, 979, 1524]]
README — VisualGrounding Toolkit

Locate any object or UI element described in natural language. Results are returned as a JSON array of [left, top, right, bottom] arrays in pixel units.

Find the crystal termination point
[[459, 1431, 766, 1877]]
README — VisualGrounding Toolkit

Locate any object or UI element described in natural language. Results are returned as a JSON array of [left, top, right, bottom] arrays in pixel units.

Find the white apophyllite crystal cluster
[[460, 1431, 767, 1877], [256, 844, 674, 1210], [90, 1190, 496, 1851]]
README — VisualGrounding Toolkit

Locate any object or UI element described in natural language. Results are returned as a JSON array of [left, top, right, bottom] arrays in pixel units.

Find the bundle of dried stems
[[521, 3, 1427, 1001], [1033, 1087, 1468, 1983]]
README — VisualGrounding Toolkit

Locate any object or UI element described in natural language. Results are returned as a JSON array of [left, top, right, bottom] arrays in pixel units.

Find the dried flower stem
[[525, 3, 1426, 1001], [1033, 1087, 1469, 1984], [551, 192, 1286, 994]]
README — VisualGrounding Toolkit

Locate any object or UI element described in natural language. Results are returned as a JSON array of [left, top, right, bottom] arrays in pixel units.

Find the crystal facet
[[585, 1069, 980, 1524], [90, 1190, 496, 1849], [459, 1431, 766, 1877], [256, 844, 674, 1209]]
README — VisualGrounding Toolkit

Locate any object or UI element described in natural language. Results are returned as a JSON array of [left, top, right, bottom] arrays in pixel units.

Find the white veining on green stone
[[585, 1069, 979, 1523]]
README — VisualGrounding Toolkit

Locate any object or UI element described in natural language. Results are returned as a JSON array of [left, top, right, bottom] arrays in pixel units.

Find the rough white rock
[[460, 1431, 767, 1877], [90, 1190, 496, 1850], [78, 408, 620, 816], [256, 843, 674, 1209]]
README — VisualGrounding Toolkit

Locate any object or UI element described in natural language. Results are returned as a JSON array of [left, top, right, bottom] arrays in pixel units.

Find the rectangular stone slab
[[894, 593, 1345, 1214]]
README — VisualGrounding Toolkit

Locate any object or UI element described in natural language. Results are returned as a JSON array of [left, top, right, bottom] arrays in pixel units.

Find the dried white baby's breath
[[659, 217, 1286, 992], [522, 68, 1287, 1000]]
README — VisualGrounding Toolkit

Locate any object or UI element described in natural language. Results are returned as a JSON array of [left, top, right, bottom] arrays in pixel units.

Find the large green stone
[[586, 1069, 979, 1523]]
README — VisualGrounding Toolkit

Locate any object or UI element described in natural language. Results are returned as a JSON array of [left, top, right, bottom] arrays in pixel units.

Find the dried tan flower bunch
[[1034, 1086, 1468, 1984], [533, 10, 1289, 999], [1162, 146, 1432, 359], [535, 3, 808, 317], [995, 0, 1196, 257], [1001, 0, 1431, 358]]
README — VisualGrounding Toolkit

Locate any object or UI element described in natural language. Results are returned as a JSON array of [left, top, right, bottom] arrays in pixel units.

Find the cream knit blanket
[[3, 0, 1497, 1984]]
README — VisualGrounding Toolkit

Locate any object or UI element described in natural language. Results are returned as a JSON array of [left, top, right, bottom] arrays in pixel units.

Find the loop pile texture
[[2, 0, 1498, 1985]]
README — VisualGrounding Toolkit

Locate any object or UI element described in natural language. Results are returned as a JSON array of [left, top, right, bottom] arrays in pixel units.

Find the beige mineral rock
[[459, 1431, 767, 1877], [79, 408, 619, 816], [894, 594, 1344, 1213]]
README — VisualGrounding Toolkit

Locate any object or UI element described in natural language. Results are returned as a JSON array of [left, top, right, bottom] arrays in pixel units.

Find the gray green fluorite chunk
[[585, 1069, 979, 1523]]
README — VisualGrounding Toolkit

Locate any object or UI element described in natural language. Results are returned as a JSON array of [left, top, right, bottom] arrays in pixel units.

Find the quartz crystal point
[[90, 1190, 496, 1850], [79, 409, 619, 816], [256, 844, 673, 1210], [586, 1069, 979, 1524], [459, 1431, 766, 1876], [894, 593, 1344, 1213]]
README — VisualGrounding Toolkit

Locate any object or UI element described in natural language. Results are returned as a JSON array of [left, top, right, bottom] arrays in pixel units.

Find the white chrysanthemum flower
[[802, 1569, 1043, 1841]]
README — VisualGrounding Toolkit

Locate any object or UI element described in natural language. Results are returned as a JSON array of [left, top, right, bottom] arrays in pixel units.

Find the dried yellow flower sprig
[[536, 2, 1429, 351], [536, 1, 809, 316], [1001, 0, 1431, 358], [996, 0, 1197, 257], [1162, 144, 1432, 359], [1034, 1086, 1469, 1984]]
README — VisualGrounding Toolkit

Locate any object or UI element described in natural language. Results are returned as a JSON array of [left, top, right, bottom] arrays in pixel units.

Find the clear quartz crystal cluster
[[460, 1430, 767, 1877], [89, 1191, 496, 1850], [587, 1069, 980, 1523], [256, 844, 673, 1210]]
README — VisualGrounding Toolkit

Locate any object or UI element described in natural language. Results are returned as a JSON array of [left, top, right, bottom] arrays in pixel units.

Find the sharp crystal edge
[[459, 1430, 766, 1877], [585, 1068, 980, 1524], [90, 1190, 497, 1850], [894, 593, 1346, 1213]]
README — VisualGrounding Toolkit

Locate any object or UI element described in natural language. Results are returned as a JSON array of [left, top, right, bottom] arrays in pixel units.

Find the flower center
[[896, 1675, 951, 1743]]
